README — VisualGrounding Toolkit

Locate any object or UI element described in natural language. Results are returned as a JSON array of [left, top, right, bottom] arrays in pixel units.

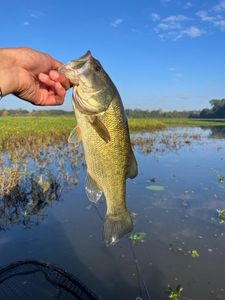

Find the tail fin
[[103, 211, 133, 246]]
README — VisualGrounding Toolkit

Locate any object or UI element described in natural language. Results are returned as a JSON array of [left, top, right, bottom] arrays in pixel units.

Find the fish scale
[[60, 51, 138, 245], [76, 95, 130, 213]]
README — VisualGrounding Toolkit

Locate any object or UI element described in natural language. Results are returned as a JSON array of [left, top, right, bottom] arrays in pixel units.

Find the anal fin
[[85, 172, 103, 204]]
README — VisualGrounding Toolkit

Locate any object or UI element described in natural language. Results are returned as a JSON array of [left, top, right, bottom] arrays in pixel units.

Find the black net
[[0, 260, 98, 300]]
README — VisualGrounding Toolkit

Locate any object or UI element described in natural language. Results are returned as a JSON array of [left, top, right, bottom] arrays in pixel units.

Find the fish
[[59, 51, 138, 245]]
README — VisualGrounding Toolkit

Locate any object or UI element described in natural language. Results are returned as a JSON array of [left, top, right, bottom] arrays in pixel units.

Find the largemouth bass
[[60, 51, 138, 245]]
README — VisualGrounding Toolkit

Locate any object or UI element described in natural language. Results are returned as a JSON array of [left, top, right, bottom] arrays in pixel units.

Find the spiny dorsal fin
[[85, 172, 103, 203], [126, 149, 138, 179], [68, 126, 81, 144], [87, 116, 110, 143]]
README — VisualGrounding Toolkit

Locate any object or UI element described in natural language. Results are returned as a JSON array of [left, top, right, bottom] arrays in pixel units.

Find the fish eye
[[94, 65, 101, 72]]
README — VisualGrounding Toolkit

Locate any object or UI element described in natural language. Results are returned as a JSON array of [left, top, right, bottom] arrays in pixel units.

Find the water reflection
[[0, 144, 81, 230], [0, 260, 98, 300], [0, 172, 60, 230], [0, 129, 207, 233], [1, 127, 225, 299], [207, 126, 225, 139], [131, 128, 203, 154]]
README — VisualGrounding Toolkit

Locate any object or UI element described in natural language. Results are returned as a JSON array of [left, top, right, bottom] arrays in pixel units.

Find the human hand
[[0, 47, 71, 106]]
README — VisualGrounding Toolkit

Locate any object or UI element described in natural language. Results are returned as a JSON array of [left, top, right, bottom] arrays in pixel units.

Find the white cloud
[[163, 15, 190, 23], [184, 26, 204, 37], [175, 26, 204, 40], [111, 18, 123, 28], [151, 13, 161, 22], [196, 10, 225, 31], [29, 10, 45, 19], [23, 21, 29, 26], [214, 19, 225, 30], [156, 14, 189, 32], [183, 2, 192, 9], [154, 14, 200, 40], [160, 0, 171, 3], [213, 1, 225, 12]]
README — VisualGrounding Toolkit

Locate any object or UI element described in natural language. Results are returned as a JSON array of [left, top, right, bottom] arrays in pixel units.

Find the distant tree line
[[125, 109, 200, 118], [1, 98, 225, 119], [0, 109, 73, 117], [199, 99, 225, 119]]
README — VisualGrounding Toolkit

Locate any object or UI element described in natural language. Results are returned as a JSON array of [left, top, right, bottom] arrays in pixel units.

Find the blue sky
[[1, 0, 225, 111]]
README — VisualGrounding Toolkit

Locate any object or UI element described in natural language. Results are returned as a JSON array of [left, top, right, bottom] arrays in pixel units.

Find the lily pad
[[190, 249, 200, 258], [129, 232, 146, 244], [146, 185, 165, 191]]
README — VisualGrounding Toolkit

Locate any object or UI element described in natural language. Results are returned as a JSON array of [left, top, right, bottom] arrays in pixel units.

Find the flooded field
[[1, 126, 225, 300]]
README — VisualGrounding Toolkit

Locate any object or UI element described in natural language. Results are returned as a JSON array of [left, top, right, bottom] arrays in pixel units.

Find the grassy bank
[[160, 118, 225, 126], [0, 116, 224, 152]]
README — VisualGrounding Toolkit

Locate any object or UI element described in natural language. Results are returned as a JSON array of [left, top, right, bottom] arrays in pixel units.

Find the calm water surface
[[1, 126, 225, 300]]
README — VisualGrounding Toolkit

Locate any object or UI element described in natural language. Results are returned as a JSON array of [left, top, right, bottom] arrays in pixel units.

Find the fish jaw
[[58, 64, 80, 85], [103, 210, 133, 246], [58, 51, 91, 85]]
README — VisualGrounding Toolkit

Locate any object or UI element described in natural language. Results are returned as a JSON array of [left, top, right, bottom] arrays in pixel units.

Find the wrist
[[0, 49, 19, 96], [0, 68, 19, 96]]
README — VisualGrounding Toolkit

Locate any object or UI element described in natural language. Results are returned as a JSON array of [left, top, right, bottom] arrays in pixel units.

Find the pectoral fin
[[68, 126, 81, 144], [87, 116, 110, 143], [126, 150, 138, 179], [85, 172, 103, 203]]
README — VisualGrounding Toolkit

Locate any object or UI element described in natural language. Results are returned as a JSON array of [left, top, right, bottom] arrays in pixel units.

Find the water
[[1, 126, 225, 299]]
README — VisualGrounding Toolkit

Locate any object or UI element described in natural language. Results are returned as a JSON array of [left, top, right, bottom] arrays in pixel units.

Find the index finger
[[49, 70, 72, 90]]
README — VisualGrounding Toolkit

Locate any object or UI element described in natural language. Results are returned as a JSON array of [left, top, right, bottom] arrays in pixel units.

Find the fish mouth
[[58, 51, 92, 84]]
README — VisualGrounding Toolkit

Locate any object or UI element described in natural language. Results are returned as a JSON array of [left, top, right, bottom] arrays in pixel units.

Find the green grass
[[128, 118, 165, 131], [128, 118, 225, 130], [0, 116, 224, 152], [0, 116, 76, 152], [159, 118, 225, 126]]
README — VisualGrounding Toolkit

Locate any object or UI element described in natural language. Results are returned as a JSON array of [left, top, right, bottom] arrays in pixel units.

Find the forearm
[[0, 48, 19, 96]]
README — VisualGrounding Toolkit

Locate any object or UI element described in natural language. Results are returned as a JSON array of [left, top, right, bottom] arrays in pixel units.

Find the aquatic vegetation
[[161, 118, 225, 127], [0, 117, 75, 153], [189, 249, 200, 258], [131, 130, 202, 154], [169, 243, 200, 258], [0, 168, 20, 196], [167, 285, 183, 300], [0, 144, 81, 230], [216, 208, 225, 224], [129, 232, 146, 244], [0, 116, 220, 155], [146, 185, 165, 191], [218, 175, 225, 184], [148, 177, 156, 182], [128, 118, 165, 131]]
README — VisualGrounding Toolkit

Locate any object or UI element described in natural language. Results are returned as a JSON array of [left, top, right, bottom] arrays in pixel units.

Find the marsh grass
[[128, 118, 165, 131], [0, 116, 75, 152], [0, 116, 224, 153]]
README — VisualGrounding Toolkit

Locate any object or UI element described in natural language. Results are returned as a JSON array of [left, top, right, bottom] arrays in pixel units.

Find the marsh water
[[1, 126, 225, 300]]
